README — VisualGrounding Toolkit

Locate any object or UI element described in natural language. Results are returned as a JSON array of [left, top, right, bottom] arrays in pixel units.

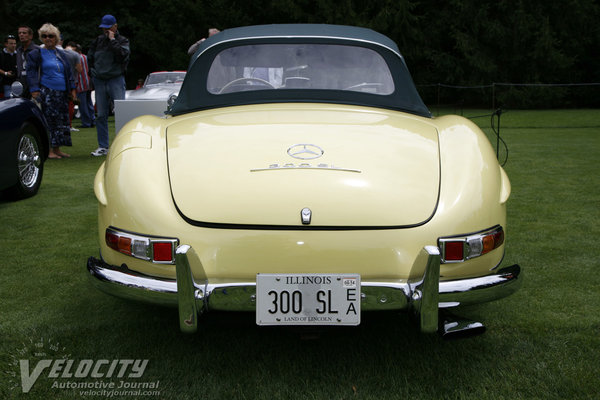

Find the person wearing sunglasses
[[26, 23, 77, 159]]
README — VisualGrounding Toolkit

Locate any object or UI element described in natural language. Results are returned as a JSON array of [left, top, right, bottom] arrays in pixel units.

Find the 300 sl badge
[[250, 163, 361, 173]]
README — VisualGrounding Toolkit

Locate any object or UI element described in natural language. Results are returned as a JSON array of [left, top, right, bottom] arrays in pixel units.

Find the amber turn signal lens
[[482, 235, 495, 254], [118, 236, 131, 255]]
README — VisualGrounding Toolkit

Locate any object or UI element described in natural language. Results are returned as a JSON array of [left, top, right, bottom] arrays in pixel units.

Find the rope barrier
[[416, 82, 600, 110], [417, 82, 600, 88], [493, 82, 600, 87], [417, 83, 600, 167]]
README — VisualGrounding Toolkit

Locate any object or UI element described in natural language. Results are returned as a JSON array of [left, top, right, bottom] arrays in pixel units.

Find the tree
[[1, 0, 598, 106]]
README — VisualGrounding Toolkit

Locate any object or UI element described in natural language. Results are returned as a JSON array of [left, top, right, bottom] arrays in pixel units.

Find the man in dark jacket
[[88, 14, 130, 156], [1, 35, 18, 98], [16, 26, 40, 99]]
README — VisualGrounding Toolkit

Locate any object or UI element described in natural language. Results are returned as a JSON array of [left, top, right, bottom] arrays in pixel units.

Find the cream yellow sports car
[[87, 24, 521, 336]]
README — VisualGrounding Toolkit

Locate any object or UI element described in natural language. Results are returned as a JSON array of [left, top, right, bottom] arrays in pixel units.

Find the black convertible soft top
[[169, 24, 431, 117]]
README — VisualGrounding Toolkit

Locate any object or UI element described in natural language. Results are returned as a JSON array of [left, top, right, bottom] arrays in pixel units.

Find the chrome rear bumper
[[87, 245, 521, 333]]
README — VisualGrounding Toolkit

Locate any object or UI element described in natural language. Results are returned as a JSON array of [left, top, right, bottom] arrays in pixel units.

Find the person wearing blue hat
[[88, 14, 130, 156]]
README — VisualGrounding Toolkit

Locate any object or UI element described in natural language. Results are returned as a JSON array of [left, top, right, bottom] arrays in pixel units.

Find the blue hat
[[99, 14, 117, 28]]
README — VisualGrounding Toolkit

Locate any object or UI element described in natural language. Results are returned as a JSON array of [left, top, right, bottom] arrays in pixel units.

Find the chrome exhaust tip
[[439, 311, 486, 339]]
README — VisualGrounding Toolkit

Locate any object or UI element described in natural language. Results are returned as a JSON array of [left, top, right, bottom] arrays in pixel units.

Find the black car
[[0, 95, 49, 200]]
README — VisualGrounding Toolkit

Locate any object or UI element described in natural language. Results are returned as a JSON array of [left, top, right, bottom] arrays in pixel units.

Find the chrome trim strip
[[193, 35, 403, 63], [250, 165, 362, 173]]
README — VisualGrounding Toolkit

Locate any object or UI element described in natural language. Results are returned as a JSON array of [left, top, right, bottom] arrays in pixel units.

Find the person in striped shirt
[[74, 43, 95, 128]]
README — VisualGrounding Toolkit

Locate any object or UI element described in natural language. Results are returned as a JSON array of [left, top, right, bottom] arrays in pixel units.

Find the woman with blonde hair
[[26, 23, 76, 159]]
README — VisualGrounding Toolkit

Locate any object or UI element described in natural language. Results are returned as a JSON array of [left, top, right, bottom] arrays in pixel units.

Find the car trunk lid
[[166, 104, 439, 228]]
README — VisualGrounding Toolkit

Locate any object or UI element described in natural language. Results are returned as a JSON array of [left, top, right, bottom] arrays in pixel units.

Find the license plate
[[256, 273, 361, 326]]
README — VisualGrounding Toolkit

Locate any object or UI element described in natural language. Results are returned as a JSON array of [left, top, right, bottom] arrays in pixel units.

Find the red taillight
[[494, 230, 504, 246], [105, 228, 178, 264], [106, 231, 119, 250], [105, 230, 132, 255], [153, 242, 174, 262], [444, 241, 464, 261], [439, 226, 504, 263]]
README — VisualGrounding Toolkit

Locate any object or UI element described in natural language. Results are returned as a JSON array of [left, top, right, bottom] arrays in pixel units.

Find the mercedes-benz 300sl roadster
[[87, 24, 521, 336]]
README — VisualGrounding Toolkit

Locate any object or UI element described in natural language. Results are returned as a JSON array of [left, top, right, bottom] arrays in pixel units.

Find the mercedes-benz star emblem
[[287, 144, 324, 160]]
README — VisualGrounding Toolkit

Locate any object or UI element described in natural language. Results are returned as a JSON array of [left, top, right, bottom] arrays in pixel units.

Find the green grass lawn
[[1, 111, 599, 399]]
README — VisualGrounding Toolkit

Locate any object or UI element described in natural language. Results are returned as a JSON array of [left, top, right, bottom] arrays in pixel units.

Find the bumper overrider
[[86, 246, 521, 334]]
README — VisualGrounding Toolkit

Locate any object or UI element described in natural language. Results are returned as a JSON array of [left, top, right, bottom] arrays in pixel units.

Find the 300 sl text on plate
[[256, 274, 361, 325], [87, 24, 521, 336]]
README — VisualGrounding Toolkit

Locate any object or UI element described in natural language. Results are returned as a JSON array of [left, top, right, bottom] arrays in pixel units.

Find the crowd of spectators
[[2, 18, 221, 158], [0, 15, 129, 157]]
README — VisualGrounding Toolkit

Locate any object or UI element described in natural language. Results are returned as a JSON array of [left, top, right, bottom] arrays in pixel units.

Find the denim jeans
[[93, 75, 125, 149], [77, 90, 95, 127]]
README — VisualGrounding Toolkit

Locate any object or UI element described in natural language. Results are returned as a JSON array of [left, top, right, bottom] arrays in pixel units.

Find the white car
[[115, 71, 186, 132], [125, 71, 186, 100]]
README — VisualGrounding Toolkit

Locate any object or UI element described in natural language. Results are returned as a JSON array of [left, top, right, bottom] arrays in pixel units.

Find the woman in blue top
[[26, 23, 76, 159]]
